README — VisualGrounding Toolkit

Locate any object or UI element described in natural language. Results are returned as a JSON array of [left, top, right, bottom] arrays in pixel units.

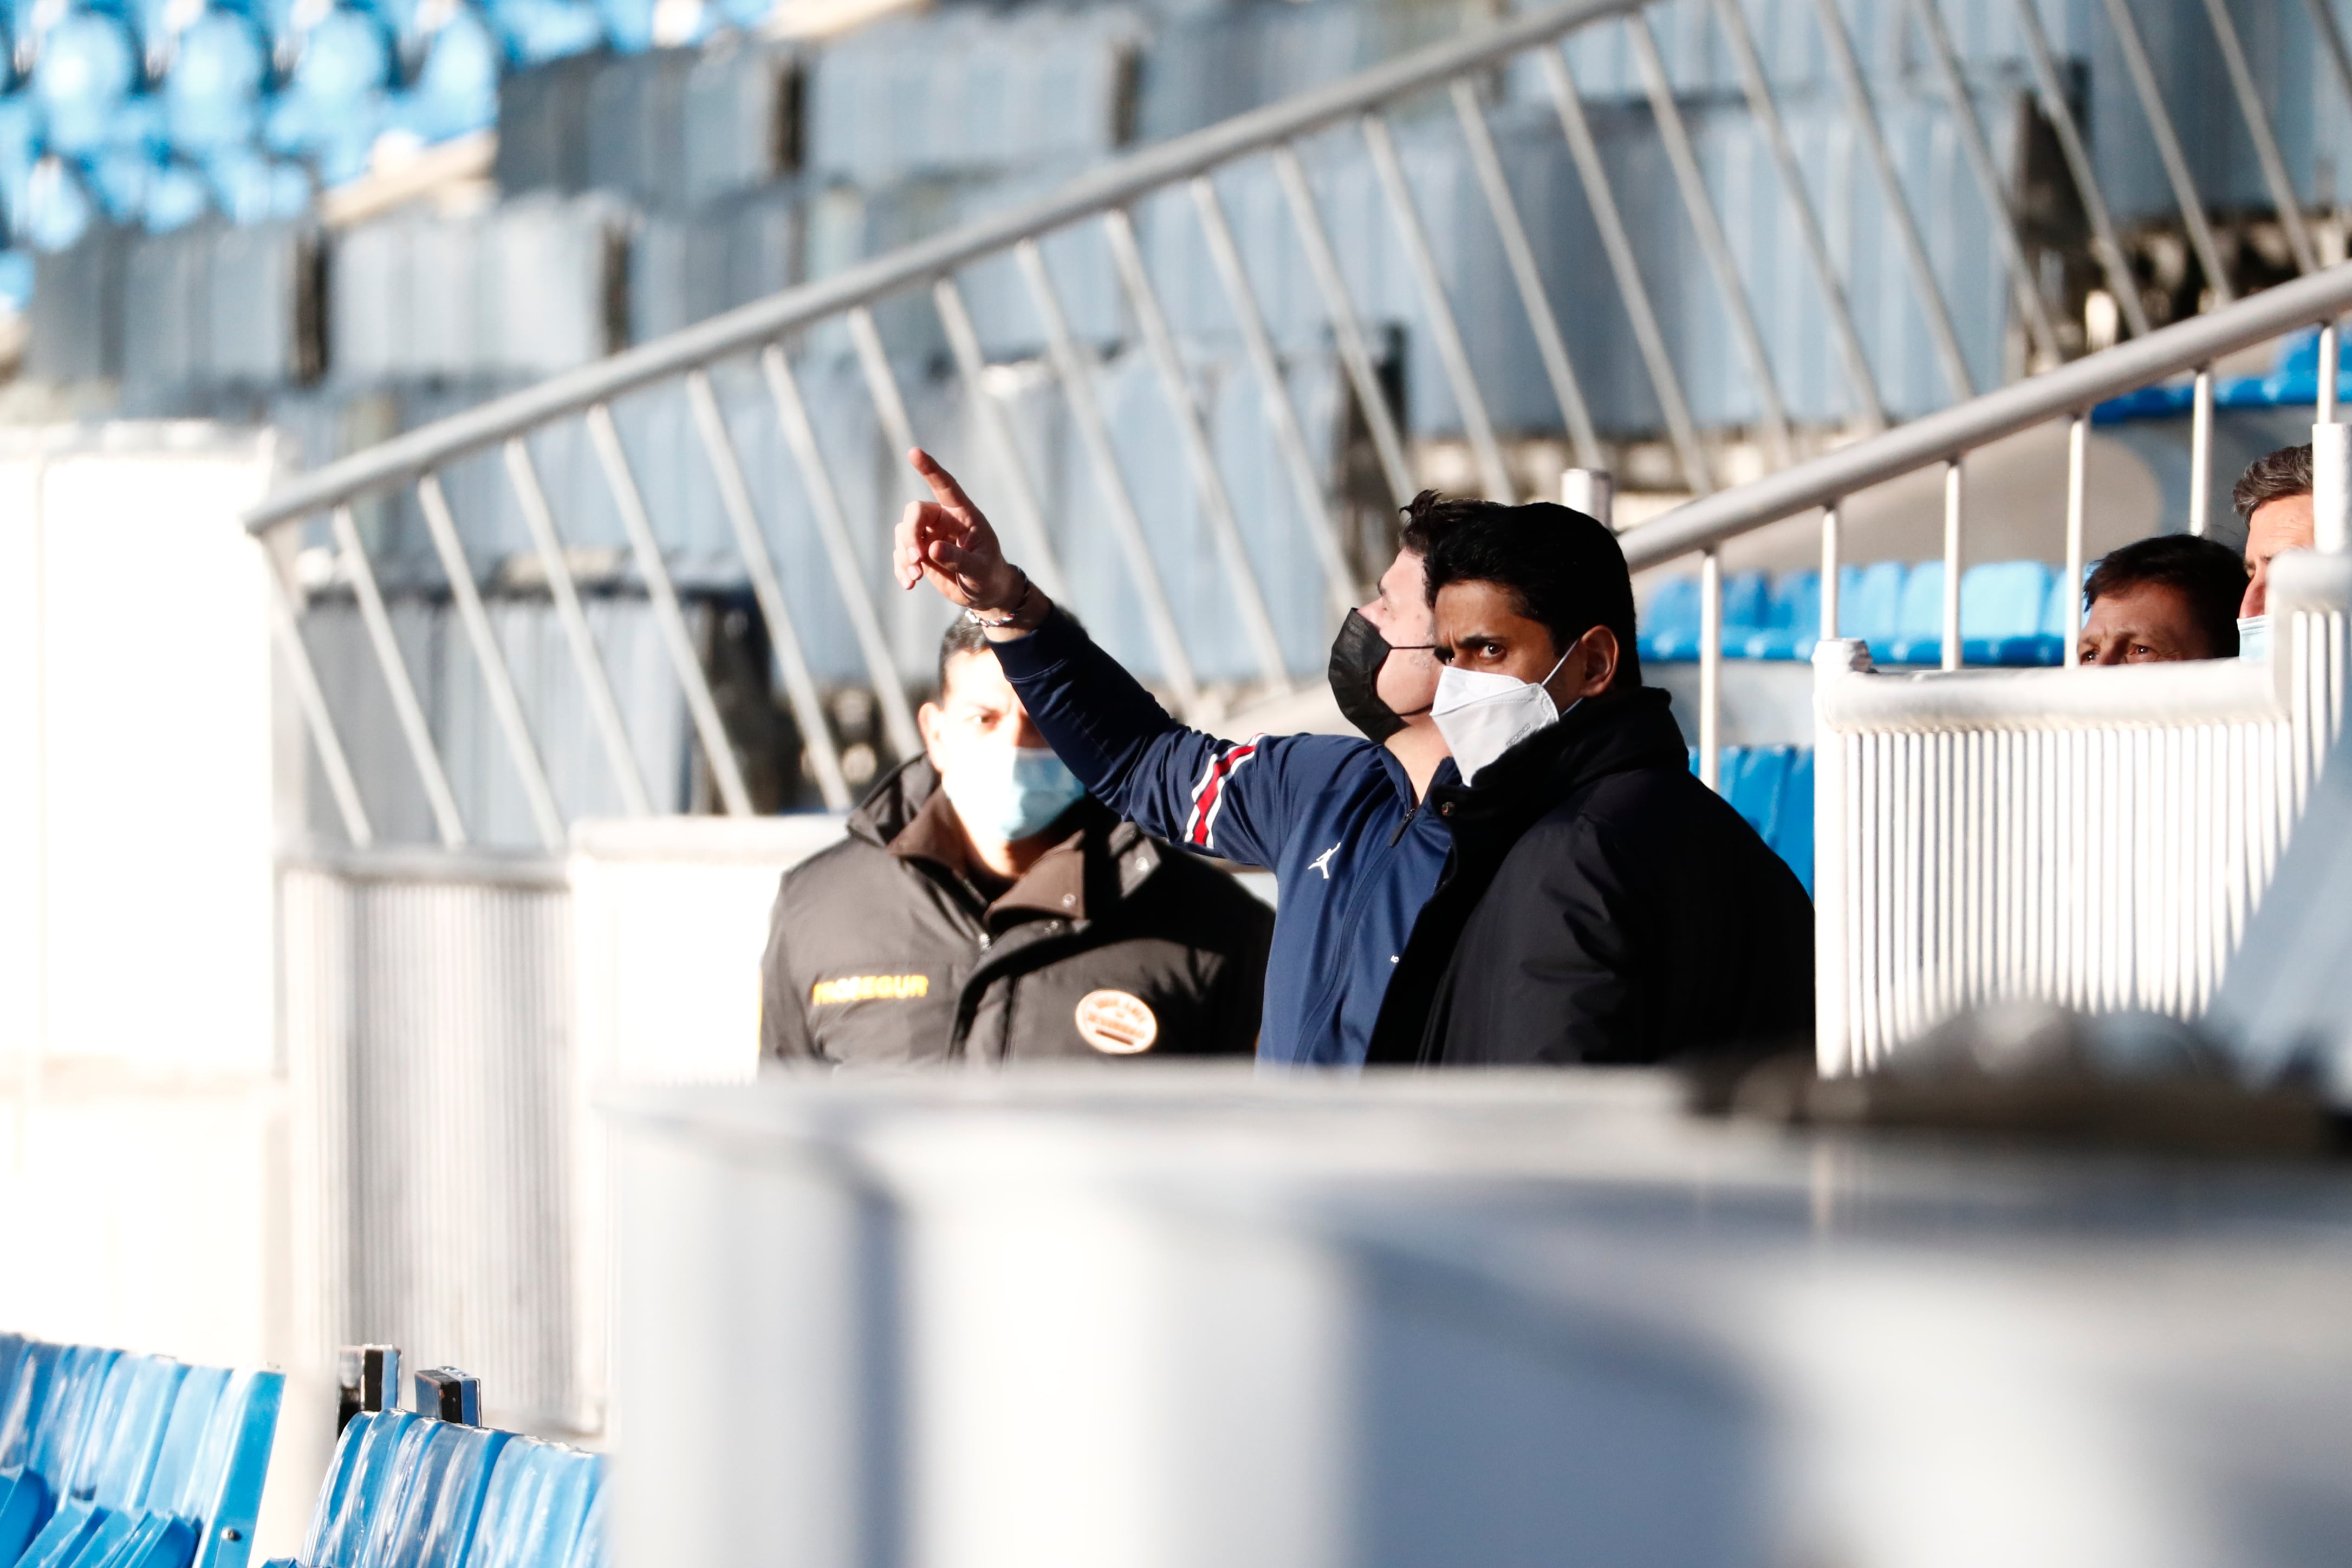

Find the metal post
[[1101, 207, 1291, 688], [684, 369, 851, 811], [1191, 174, 1360, 616], [583, 405, 756, 820], [1450, 79, 1603, 466], [933, 277, 1071, 602], [1820, 503, 1841, 642], [1942, 458, 1964, 672], [1538, 47, 1714, 492], [2322, 321, 2341, 425], [503, 438, 657, 817], [2189, 366, 2215, 537], [264, 555, 373, 849], [2314, 420, 2352, 552], [2011, 0, 2152, 338], [415, 473, 566, 850], [2098, 0, 2235, 307], [1271, 145, 1416, 510], [1361, 110, 1515, 502], [2202, 0, 2319, 276], [1627, 13, 1795, 467], [330, 505, 466, 847], [1014, 239, 1203, 718], [1911, 0, 2061, 365], [2065, 413, 2088, 666], [1808, 0, 1976, 402], [1709, 0, 1888, 433], [757, 346, 923, 763], [846, 306, 922, 467], [1699, 548, 1721, 790], [1562, 467, 1614, 528]]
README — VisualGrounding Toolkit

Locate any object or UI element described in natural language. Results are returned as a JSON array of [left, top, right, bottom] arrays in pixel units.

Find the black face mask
[[1327, 609, 1432, 742]]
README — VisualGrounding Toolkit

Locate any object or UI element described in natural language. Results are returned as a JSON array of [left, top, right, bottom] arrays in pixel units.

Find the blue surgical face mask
[[940, 745, 1088, 843]]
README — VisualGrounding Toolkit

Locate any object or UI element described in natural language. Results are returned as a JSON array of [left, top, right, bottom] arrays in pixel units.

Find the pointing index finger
[[908, 447, 982, 522]]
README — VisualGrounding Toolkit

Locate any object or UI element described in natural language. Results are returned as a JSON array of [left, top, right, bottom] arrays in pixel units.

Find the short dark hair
[[2084, 534, 2245, 657], [1421, 500, 1641, 687], [1398, 489, 1496, 557], [2233, 444, 2311, 522], [937, 607, 1087, 689]]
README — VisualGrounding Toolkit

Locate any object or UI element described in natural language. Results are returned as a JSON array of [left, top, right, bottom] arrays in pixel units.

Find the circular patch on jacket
[[1074, 989, 1158, 1054]]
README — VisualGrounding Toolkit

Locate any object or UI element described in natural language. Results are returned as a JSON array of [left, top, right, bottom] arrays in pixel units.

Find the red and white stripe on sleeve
[[1183, 736, 1264, 851]]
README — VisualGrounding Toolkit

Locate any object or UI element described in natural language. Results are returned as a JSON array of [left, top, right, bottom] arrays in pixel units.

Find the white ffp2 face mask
[[1431, 647, 1573, 786], [2238, 614, 2270, 663]]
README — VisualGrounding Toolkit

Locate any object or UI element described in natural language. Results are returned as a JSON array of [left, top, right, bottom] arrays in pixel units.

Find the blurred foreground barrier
[[0, 1336, 282, 1568], [265, 1356, 606, 1568], [607, 1069, 2352, 1568]]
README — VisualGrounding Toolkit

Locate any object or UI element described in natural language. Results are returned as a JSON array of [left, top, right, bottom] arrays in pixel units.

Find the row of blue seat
[[2095, 325, 2350, 424], [0, 1336, 281, 1568], [270, 1409, 604, 1568], [1698, 745, 1814, 896], [1642, 559, 2080, 667]]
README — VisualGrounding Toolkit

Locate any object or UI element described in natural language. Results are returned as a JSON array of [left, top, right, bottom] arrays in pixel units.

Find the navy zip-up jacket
[[992, 608, 1457, 1067]]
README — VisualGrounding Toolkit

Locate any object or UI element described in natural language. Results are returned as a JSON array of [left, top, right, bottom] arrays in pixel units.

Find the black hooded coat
[[1366, 687, 1814, 1066]]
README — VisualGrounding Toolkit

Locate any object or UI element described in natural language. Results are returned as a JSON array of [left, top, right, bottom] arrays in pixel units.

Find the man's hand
[[893, 448, 1023, 611]]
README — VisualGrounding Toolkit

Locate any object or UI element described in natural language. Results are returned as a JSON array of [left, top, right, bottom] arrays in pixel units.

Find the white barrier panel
[[0, 426, 282, 1073], [0, 427, 326, 1559], [566, 812, 846, 1431], [606, 1073, 2352, 1568], [1814, 552, 2351, 1076]]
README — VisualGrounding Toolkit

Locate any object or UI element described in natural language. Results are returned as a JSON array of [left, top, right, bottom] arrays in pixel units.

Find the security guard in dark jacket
[[1368, 503, 1814, 1066], [761, 620, 1273, 1066]]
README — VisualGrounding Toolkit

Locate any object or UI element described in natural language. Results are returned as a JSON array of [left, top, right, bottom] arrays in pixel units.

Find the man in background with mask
[[761, 616, 1272, 1066], [1368, 502, 1813, 1068], [2232, 443, 2313, 660], [891, 448, 1479, 1068]]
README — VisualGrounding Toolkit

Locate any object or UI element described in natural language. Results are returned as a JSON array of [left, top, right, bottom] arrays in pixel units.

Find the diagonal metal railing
[[248, 0, 2352, 847]]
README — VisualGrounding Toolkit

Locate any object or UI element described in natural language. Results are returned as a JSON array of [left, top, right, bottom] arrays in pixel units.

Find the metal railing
[[1627, 265, 2352, 788], [249, 0, 2352, 845]]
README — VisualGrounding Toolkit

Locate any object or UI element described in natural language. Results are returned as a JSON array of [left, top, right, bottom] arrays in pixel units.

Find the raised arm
[[893, 450, 1323, 868]]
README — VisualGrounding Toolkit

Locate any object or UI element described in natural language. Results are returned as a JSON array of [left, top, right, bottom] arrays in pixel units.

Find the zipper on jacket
[[1387, 803, 1416, 847]]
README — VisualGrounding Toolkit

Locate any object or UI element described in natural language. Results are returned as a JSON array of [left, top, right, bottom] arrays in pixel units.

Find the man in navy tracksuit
[[891, 450, 1472, 1067]]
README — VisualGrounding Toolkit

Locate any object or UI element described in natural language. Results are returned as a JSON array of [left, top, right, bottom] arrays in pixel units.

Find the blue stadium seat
[[206, 144, 310, 222], [0, 1343, 281, 1568], [31, 10, 138, 157], [279, 1407, 605, 1568], [164, 9, 265, 155], [265, 5, 392, 185], [385, 6, 500, 142], [1638, 575, 1700, 662], [1959, 559, 2059, 666], [1883, 559, 1945, 665], [1836, 560, 1900, 651], [1775, 748, 1815, 896], [1720, 745, 1789, 841], [468, 1441, 602, 1568], [1687, 745, 1814, 892], [486, 0, 601, 66], [0, 1344, 125, 1561], [1734, 569, 1821, 660], [1719, 570, 1768, 647]]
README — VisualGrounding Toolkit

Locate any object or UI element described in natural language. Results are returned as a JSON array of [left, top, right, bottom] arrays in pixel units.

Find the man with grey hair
[[2232, 443, 2313, 621]]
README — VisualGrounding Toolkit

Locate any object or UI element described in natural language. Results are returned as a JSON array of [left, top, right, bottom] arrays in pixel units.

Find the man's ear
[[1571, 626, 1619, 698]]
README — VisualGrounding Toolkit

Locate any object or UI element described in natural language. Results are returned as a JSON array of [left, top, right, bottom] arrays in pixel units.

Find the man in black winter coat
[[1366, 503, 1814, 1067], [762, 619, 1273, 1067]]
